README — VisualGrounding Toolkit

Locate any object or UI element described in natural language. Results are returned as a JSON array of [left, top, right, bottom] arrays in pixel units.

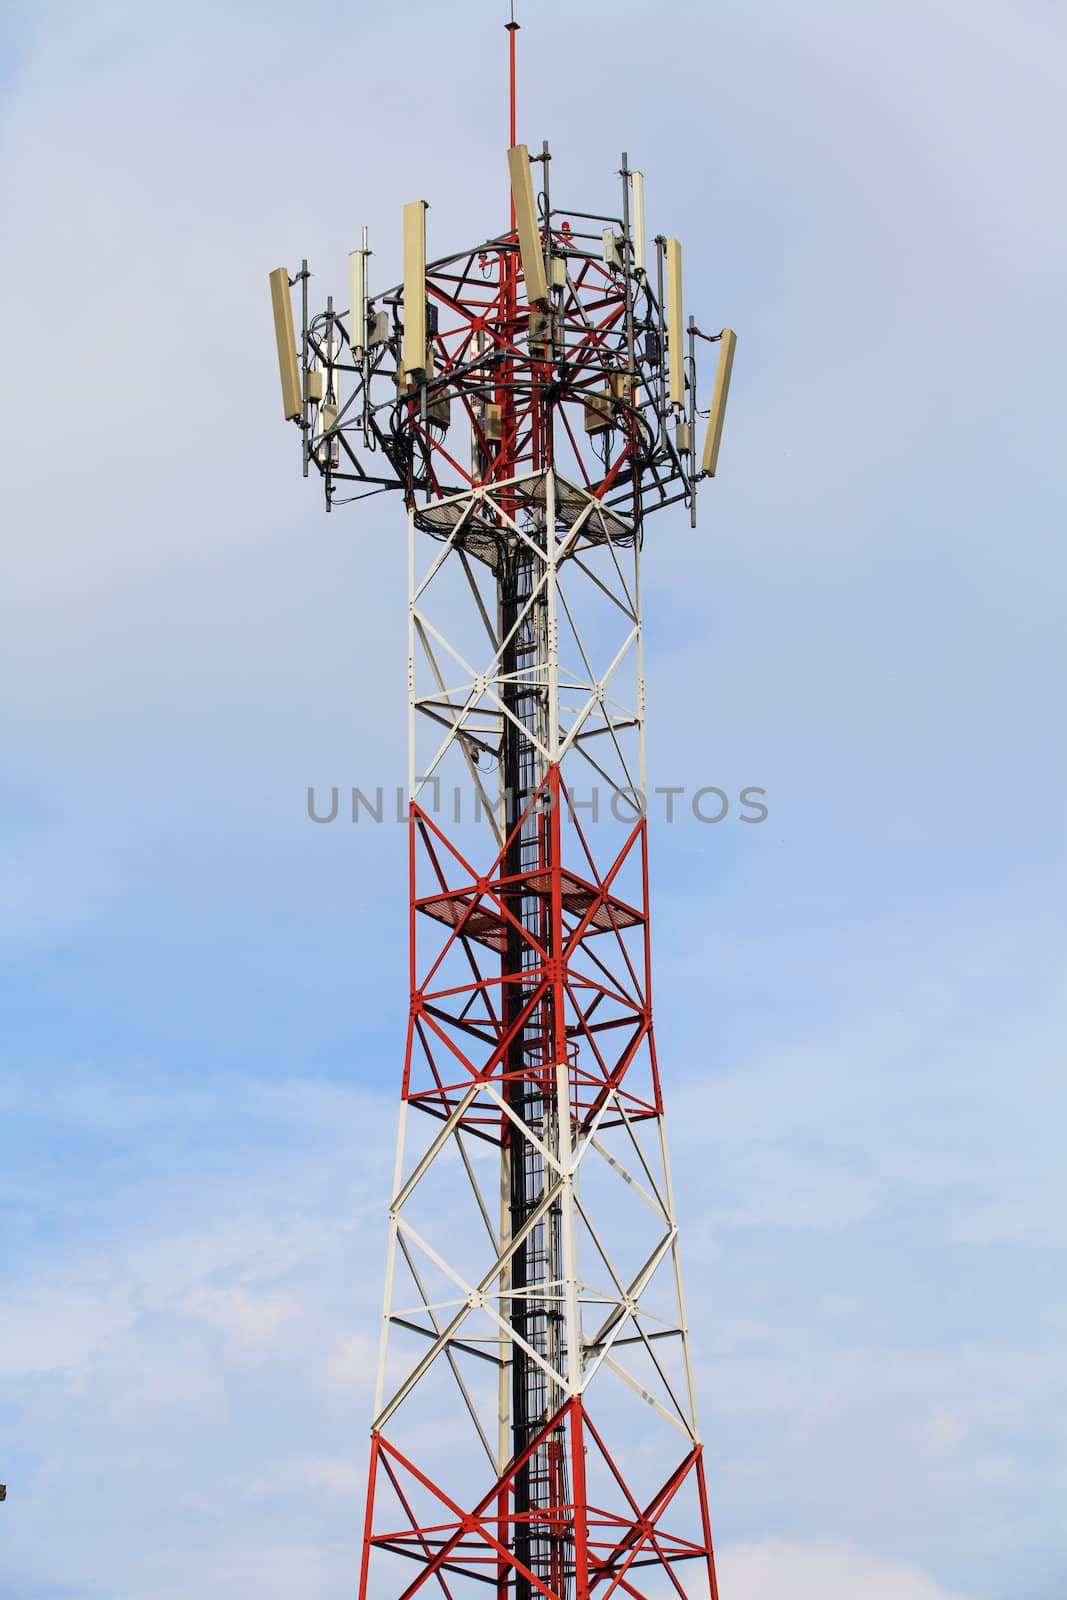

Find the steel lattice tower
[[270, 21, 736, 1600]]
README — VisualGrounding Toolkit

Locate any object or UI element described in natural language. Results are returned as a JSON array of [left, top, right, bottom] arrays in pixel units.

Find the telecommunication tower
[[270, 19, 736, 1600]]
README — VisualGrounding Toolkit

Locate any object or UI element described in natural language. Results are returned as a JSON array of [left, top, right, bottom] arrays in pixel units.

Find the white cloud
[[179, 1284, 300, 1348], [717, 1540, 974, 1600], [306, 1456, 366, 1497], [928, 1411, 964, 1452], [0, 1285, 133, 1377], [974, 1455, 1013, 1487], [323, 1333, 377, 1391]]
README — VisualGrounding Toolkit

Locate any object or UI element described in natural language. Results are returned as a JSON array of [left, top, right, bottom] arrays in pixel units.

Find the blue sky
[[1, 1, 1065, 1596]]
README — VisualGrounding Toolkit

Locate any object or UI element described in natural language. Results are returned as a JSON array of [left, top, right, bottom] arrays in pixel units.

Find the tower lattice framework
[[270, 24, 736, 1600]]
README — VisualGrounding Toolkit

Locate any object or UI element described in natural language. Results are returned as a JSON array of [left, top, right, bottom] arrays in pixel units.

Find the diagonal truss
[[408, 473, 645, 823], [360, 1401, 719, 1600], [355, 450, 718, 1600]]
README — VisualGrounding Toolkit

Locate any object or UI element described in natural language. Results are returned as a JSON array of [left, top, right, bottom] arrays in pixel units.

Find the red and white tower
[[270, 21, 736, 1600]]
